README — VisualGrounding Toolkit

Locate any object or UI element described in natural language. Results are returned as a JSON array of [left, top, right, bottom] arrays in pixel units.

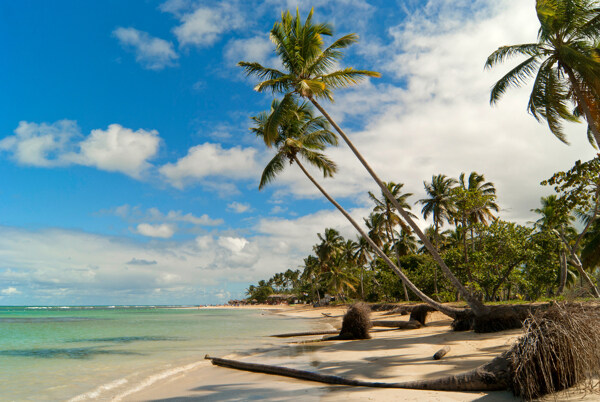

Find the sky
[[0, 0, 597, 306]]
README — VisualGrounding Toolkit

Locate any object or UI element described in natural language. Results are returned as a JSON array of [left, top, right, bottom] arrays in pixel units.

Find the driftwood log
[[433, 346, 450, 360], [371, 320, 421, 329]]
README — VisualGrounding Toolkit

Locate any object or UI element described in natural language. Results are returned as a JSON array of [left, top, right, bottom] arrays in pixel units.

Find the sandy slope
[[123, 305, 596, 401]]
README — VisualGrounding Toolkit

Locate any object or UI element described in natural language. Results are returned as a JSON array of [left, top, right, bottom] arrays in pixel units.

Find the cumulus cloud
[[224, 35, 276, 67], [227, 201, 250, 213], [68, 124, 160, 178], [0, 219, 344, 304], [136, 223, 176, 238], [0, 121, 161, 178], [171, 3, 245, 47], [0, 120, 79, 167], [1, 287, 21, 295], [113, 27, 178, 70], [159, 143, 261, 189]]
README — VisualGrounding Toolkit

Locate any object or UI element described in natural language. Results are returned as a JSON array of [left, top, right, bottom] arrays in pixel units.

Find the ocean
[[0, 306, 316, 401]]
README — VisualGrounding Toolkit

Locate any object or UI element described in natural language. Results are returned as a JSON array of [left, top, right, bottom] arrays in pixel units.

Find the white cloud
[[224, 35, 275, 67], [136, 223, 176, 238], [172, 3, 244, 47], [0, 120, 79, 167], [68, 124, 160, 178], [159, 143, 261, 189], [251, 0, 598, 227], [227, 201, 250, 213], [0, 121, 161, 179], [113, 27, 178, 70], [1, 287, 21, 295], [217, 236, 248, 254]]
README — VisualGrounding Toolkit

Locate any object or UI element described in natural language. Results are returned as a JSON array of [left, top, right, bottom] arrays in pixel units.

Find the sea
[[0, 306, 317, 401]]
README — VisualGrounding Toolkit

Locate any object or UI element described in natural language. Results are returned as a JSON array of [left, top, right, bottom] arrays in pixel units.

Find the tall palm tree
[[420, 174, 457, 298], [485, 0, 600, 147], [420, 175, 458, 243], [241, 8, 489, 316], [532, 194, 575, 294], [369, 182, 415, 301], [459, 172, 499, 226], [314, 228, 344, 273], [253, 97, 468, 317]]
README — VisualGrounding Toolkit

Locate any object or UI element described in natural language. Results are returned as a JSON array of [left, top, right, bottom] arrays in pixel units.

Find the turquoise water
[[0, 306, 316, 401]]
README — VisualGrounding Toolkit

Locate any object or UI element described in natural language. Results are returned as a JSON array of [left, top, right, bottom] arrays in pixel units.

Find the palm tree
[[420, 174, 457, 298], [532, 194, 575, 294], [459, 172, 499, 227], [369, 182, 415, 301], [253, 97, 468, 317], [420, 175, 458, 243], [314, 228, 344, 273], [485, 0, 600, 147], [241, 8, 489, 316], [301, 255, 322, 302]]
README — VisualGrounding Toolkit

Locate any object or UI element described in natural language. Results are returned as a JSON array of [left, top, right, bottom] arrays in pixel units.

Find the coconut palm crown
[[251, 99, 338, 189], [239, 8, 380, 146], [485, 0, 600, 147]]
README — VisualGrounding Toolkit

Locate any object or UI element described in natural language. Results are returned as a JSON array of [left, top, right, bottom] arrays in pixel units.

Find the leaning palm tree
[[241, 8, 489, 317], [485, 0, 600, 147], [253, 98, 468, 317]]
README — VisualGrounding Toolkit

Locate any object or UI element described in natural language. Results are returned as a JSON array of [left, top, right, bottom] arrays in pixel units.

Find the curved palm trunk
[[292, 155, 466, 317], [309, 98, 489, 316]]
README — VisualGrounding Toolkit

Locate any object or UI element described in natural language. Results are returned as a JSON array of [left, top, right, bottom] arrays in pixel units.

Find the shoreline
[[120, 304, 597, 401]]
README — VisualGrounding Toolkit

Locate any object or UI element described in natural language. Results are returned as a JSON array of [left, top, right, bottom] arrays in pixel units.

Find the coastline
[[120, 304, 600, 401], [121, 305, 524, 401]]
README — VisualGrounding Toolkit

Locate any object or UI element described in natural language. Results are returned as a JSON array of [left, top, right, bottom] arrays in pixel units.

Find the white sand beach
[[120, 304, 598, 401]]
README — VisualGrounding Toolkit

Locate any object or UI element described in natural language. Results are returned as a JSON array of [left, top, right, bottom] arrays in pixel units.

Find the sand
[[122, 305, 597, 401]]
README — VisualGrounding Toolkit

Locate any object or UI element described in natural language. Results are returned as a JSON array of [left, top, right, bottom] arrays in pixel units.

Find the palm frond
[[238, 61, 284, 81], [308, 33, 359, 76], [263, 93, 296, 147], [259, 153, 287, 190], [299, 149, 337, 177], [320, 68, 380, 90], [255, 76, 294, 93], [485, 44, 542, 68], [490, 55, 540, 104]]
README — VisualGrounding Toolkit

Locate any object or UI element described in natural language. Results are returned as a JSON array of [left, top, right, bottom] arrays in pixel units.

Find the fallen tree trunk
[[371, 320, 421, 329], [271, 330, 339, 338], [205, 353, 509, 391]]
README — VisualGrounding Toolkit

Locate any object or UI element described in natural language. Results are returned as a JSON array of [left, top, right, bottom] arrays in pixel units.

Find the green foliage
[[486, 0, 600, 146]]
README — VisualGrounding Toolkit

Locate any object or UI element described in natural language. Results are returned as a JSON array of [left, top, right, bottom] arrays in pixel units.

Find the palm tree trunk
[[563, 66, 600, 147], [292, 155, 466, 317], [386, 211, 409, 301], [557, 249, 567, 296], [309, 98, 489, 317]]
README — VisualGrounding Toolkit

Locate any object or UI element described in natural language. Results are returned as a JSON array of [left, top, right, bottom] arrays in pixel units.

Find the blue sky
[[0, 0, 596, 305]]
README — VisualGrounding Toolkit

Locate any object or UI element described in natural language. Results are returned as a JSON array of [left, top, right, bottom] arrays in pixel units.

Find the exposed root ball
[[338, 302, 372, 340], [451, 312, 474, 331], [473, 307, 523, 333], [509, 303, 600, 400], [409, 304, 435, 325]]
